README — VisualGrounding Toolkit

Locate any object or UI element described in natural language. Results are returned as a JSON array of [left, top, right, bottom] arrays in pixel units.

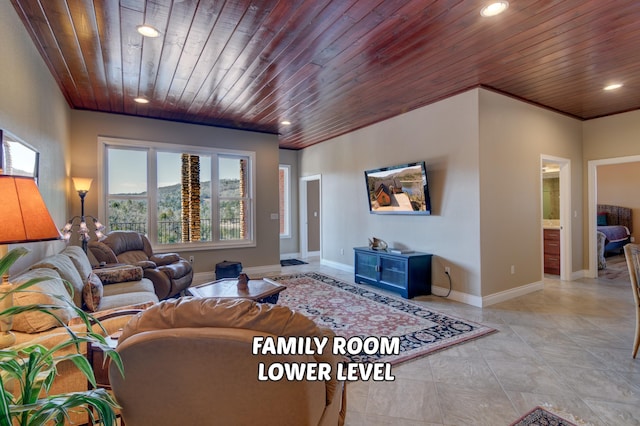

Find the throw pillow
[[11, 268, 78, 333], [93, 265, 144, 284], [597, 212, 608, 226], [83, 273, 104, 312]]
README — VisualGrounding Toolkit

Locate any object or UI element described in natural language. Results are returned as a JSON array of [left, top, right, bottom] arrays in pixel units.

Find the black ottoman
[[215, 260, 242, 279]]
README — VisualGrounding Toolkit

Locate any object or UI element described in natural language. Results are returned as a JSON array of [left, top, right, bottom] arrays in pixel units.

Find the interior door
[[299, 175, 321, 259], [541, 155, 571, 281]]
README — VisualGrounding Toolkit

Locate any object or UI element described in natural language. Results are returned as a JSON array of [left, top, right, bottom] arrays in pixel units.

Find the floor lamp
[[0, 175, 62, 348], [60, 177, 104, 253]]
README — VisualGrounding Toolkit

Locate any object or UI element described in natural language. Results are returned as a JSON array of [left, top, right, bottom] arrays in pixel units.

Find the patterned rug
[[271, 272, 496, 364], [510, 406, 578, 426]]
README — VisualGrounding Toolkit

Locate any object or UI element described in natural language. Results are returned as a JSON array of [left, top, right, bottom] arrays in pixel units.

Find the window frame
[[279, 164, 291, 239], [98, 137, 256, 252]]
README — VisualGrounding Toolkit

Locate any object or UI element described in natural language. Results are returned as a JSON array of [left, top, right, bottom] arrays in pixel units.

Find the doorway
[[587, 155, 640, 277], [299, 174, 321, 259], [541, 155, 572, 281]]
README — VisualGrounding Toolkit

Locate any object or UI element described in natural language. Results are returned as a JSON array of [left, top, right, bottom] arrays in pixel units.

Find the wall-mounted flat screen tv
[[364, 161, 431, 215]]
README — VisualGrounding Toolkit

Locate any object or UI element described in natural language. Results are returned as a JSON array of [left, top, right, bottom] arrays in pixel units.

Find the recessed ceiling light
[[134, 97, 149, 104], [603, 83, 623, 91], [137, 24, 160, 38], [480, 1, 509, 17], [281, 120, 291, 126]]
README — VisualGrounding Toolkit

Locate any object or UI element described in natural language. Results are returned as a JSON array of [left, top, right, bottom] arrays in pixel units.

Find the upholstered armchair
[[89, 231, 193, 299], [109, 298, 347, 426]]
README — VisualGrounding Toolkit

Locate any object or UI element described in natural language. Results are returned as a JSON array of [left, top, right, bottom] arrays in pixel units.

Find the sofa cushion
[[82, 273, 103, 312], [158, 261, 191, 279], [62, 245, 94, 284], [97, 292, 159, 311], [135, 260, 157, 269], [30, 254, 85, 308], [11, 268, 78, 333], [101, 278, 156, 297], [104, 231, 145, 253], [117, 250, 150, 265], [150, 253, 180, 266]]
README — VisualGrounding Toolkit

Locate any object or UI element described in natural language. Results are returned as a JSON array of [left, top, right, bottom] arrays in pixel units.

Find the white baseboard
[[320, 258, 353, 273], [196, 263, 544, 308], [481, 280, 544, 307], [280, 252, 301, 260], [572, 269, 590, 280], [430, 285, 484, 307], [431, 280, 544, 307]]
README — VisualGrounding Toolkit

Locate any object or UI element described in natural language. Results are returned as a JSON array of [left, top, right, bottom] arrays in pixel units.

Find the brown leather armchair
[[88, 231, 193, 299], [109, 298, 347, 426]]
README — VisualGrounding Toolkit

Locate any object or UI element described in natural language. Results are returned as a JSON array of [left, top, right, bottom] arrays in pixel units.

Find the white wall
[[583, 110, 640, 267], [298, 88, 586, 303], [279, 149, 299, 256], [0, 2, 70, 274], [583, 110, 640, 160], [299, 90, 482, 296], [69, 110, 281, 273], [478, 90, 583, 296]]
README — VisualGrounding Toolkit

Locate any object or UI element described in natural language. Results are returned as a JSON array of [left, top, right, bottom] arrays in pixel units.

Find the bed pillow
[[597, 212, 608, 226]]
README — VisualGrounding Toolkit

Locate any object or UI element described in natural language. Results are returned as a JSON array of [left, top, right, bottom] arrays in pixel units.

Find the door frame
[[541, 155, 572, 281], [299, 174, 321, 259], [587, 154, 640, 277]]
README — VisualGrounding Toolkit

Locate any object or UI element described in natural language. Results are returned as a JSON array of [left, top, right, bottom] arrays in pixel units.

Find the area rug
[[510, 406, 579, 426], [280, 258, 308, 266], [270, 272, 496, 365]]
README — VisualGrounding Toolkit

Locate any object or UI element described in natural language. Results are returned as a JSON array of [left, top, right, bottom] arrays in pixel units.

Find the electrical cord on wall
[[434, 270, 452, 298]]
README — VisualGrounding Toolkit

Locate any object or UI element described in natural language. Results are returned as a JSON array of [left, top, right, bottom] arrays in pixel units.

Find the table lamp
[[0, 175, 62, 347]]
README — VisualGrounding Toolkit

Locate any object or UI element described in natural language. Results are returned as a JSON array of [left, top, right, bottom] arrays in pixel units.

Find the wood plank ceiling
[[10, 0, 640, 150]]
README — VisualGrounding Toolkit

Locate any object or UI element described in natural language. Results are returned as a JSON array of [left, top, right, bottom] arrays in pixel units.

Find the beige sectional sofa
[[8, 245, 159, 424]]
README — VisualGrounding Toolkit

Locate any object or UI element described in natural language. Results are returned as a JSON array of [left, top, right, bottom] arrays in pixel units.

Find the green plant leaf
[[0, 247, 28, 278], [12, 389, 119, 426], [0, 248, 122, 425], [0, 375, 12, 426]]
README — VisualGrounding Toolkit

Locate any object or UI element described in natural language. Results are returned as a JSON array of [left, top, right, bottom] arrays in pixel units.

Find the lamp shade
[[0, 175, 62, 244], [72, 177, 92, 193]]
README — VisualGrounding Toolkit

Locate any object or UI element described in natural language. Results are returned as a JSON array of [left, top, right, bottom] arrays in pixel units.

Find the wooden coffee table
[[186, 277, 286, 304]]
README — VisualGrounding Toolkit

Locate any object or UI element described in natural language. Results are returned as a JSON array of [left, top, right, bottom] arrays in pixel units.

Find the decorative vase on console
[[368, 237, 388, 251], [237, 273, 249, 292]]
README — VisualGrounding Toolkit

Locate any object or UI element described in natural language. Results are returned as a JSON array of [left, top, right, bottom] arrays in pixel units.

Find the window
[[279, 165, 291, 238], [102, 138, 255, 250], [1, 129, 39, 181]]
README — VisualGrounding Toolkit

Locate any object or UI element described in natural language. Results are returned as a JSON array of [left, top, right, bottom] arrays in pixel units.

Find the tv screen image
[[364, 161, 431, 215]]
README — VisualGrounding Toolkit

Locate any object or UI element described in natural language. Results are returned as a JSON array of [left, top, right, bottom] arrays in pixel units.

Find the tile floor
[[277, 256, 640, 426]]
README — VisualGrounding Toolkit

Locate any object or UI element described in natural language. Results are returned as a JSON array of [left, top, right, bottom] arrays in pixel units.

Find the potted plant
[[0, 247, 123, 425]]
